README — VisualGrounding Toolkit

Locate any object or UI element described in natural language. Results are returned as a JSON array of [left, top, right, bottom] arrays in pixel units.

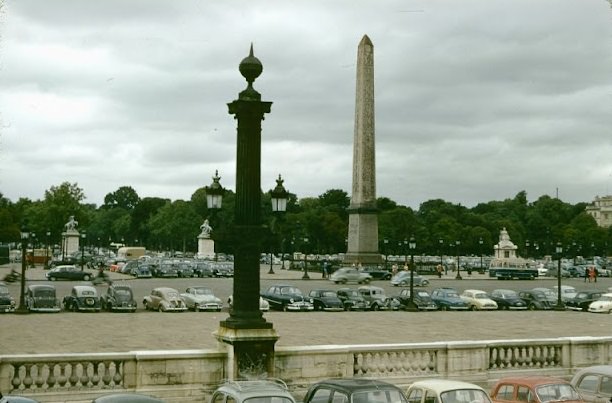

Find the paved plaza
[[1, 264, 612, 355]]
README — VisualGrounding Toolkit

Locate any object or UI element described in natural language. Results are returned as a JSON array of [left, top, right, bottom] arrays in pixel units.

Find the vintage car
[[192, 261, 215, 277], [489, 289, 527, 310], [63, 285, 102, 312], [430, 287, 469, 311], [304, 378, 408, 403], [407, 379, 491, 403], [92, 393, 166, 403], [175, 262, 195, 278], [260, 284, 314, 312], [588, 293, 612, 314], [390, 271, 430, 287], [359, 266, 393, 280], [395, 288, 438, 311], [211, 379, 296, 403], [180, 286, 222, 311], [308, 289, 344, 311], [570, 365, 612, 403], [518, 290, 555, 310], [25, 284, 61, 313], [143, 287, 187, 312], [46, 265, 95, 281], [227, 295, 270, 312], [460, 289, 498, 311], [336, 288, 369, 311], [490, 376, 583, 403], [358, 285, 399, 311], [565, 291, 604, 312], [152, 262, 178, 278], [0, 281, 16, 313], [329, 267, 372, 284], [101, 284, 137, 312], [132, 265, 153, 278], [0, 392, 41, 403], [551, 285, 578, 302]]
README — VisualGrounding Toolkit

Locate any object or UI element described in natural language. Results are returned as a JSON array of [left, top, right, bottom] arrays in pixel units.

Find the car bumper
[[322, 307, 344, 312], [418, 305, 438, 311], [566, 306, 584, 311], [196, 304, 222, 311], [30, 307, 61, 313], [448, 306, 469, 310], [0, 305, 16, 313], [508, 306, 528, 310], [286, 303, 314, 311], [162, 307, 188, 312], [588, 307, 608, 313]]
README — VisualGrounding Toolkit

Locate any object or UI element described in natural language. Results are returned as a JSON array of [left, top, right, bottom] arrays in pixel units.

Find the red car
[[491, 376, 584, 403]]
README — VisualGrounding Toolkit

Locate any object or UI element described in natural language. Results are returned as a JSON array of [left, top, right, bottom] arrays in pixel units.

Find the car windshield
[[346, 290, 360, 297], [244, 397, 294, 403], [536, 384, 580, 402], [445, 292, 459, 298], [0, 285, 8, 295], [115, 289, 132, 296], [34, 289, 55, 297], [417, 291, 429, 297], [194, 288, 213, 295], [475, 293, 488, 299], [165, 291, 179, 298], [280, 287, 301, 295], [321, 291, 336, 297], [352, 389, 408, 403], [440, 389, 491, 403]]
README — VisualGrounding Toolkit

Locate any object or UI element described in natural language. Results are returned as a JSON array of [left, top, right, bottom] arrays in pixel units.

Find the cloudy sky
[[1, 0, 612, 209]]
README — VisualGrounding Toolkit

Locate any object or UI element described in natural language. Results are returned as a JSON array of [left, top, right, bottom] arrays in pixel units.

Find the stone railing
[[1, 336, 611, 402]]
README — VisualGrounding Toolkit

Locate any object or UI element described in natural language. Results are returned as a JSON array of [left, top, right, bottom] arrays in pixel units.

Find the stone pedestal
[[62, 230, 80, 257], [197, 236, 215, 259], [213, 326, 279, 380]]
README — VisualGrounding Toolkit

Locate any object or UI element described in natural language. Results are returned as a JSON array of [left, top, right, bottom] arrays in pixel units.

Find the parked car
[[489, 289, 527, 310], [0, 392, 40, 403], [92, 393, 166, 403], [260, 284, 314, 311], [406, 379, 491, 403], [142, 287, 187, 312], [227, 295, 270, 312], [132, 265, 152, 278], [360, 266, 393, 280], [153, 262, 178, 278], [518, 290, 554, 310], [46, 265, 94, 281], [308, 289, 344, 311], [390, 271, 430, 287], [460, 289, 498, 311], [430, 287, 469, 311], [330, 267, 372, 284], [490, 376, 583, 403], [211, 379, 296, 403], [551, 285, 578, 302], [25, 284, 61, 313], [63, 285, 102, 312], [180, 286, 222, 311], [304, 378, 408, 403], [588, 293, 612, 314], [0, 281, 16, 313], [395, 288, 438, 311], [210, 263, 234, 277], [175, 262, 195, 278], [358, 285, 399, 310], [336, 288, 369, 311], [192, 261, 214, 277], [101, 284, 137, 312], [570, 365, 612, 403], [565, 291, 604, 312]]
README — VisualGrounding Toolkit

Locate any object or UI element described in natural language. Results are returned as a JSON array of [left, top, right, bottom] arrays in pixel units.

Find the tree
[[103, 186, 140, 211]]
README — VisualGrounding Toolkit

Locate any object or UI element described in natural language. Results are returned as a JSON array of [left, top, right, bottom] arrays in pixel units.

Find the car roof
[[463, 289, 487, 294], [310, 378, 401, 392], [215, 379, 295, 401], [154, 287, 179, 293], [73, 285, 97, 292], [28, 284, 55, 290], [572, 365, 612, 377], [409, 379, 487, 393], [493, 376, 570, 388]]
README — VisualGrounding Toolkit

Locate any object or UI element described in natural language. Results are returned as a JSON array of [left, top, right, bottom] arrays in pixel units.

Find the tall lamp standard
[[80, 232, 86, 271], [439, 238, 445, 275], [455, 240, 462, 280], [269, 174, 289, 274], [479, 237, 484, 272], [16, 227, 30, 314], [30, 233, 36, 268], [302, 237, 310, 280], [554, 242, 565, 311], [45, 230, 51, 269], [205, 170, 225, 261], [405, 236, 418, 312]]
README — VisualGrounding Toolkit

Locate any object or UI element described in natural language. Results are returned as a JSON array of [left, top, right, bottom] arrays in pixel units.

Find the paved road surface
[[1, 264, 611, 355]]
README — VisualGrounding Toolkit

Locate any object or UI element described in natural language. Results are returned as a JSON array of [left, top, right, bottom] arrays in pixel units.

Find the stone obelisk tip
[[359, 34, 373, 47]]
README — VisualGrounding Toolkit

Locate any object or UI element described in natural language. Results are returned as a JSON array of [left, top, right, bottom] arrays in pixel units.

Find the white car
[[180, 286, 223, 312], [551, 285, 577, 301], [460, 289, 498, 310], [588, 293, 612, 313], [406, 379, 492, 403], [227, 295, 270, 312]]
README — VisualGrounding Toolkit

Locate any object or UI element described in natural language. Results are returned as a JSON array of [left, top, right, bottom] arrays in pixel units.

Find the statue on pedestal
[[65, 215, 79, 231], [200, 219, 212, 238]]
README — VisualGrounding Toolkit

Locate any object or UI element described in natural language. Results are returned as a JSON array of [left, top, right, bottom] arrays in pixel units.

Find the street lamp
[[439, 238, 445, 275], [302, 237, 310, 280], [45, 230, 51, 269], [205, 170, 225, 262], [269, 174, 289, 274], [479, 237, 484, 272], [80, 231, 86, 271], [383, 238, 389, 271], [555, 242, 565, 310], [30, 233, 36, 268], [405, 236, 418, 312], [16, 227, 30, 314], [455, 240, 462, 280], [403, 239, 408, 270]]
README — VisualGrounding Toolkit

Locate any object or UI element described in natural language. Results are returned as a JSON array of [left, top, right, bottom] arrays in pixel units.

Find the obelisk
[[344, 35, 381, 265]]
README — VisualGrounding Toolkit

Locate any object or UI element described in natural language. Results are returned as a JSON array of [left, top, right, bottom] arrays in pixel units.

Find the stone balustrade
[[1, 336, 610, 402]]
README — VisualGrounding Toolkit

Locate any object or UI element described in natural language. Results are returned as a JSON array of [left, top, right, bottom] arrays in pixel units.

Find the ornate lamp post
[[302, 237, 310, 280], [405, 236, 418, 312], [479, 237, 484, 272], [383, 238, 389, 271], [439, 238, 445, 275], [455, 240, 462, 280], [268, 175, 289, 274], [205, 170, 225, 261], [403, 239, 408, 270], [554, 242, 565, 311], [80, 232, 87, 270], [16, 227, 30, 314], [45, 230, 51, 269], [30, 233, 36, 268]]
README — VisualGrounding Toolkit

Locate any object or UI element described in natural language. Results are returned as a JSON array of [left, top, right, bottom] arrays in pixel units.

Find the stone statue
[[65, 215, 78, 231], [200, 219, 212, 238]]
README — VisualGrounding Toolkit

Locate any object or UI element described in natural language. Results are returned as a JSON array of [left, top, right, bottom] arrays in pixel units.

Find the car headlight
[[289, 298, 295, 303], [309, 298, 314, 303]]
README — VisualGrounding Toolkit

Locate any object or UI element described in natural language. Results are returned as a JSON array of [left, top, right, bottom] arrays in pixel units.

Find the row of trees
[[1, 182, 611, 260]]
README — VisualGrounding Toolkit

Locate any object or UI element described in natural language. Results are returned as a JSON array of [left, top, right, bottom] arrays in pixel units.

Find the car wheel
[[334, 281, 340, 284], [71, 303, 78, 312], [107, 303, 113, 312], [528, 303, 536, 310], [363, 278, 371, 284], [158, 305, 164, 313], [50, 276, 56, 281], [83, 274, 91, 281], [422, 280, 429, 286], [341, 279, 347, 284], [440, 305, 448, 311], [400, 280, 407, 286], [469, 305, 477, 311], [194, 305, 200, 312], [372, 303, 380, 311], [282, 304, 288, 312]]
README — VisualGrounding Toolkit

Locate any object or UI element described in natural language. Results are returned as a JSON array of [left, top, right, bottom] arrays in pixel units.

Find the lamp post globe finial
[[239, 43, 263, 85]]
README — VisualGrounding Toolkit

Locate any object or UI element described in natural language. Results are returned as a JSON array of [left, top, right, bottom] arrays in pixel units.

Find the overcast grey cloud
[[1, 0, 611, 209]]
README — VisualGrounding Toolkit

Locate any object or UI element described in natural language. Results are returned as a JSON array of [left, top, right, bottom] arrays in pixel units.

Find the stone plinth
[[62, 230, 80, 256], [197, 236, 215, 259]]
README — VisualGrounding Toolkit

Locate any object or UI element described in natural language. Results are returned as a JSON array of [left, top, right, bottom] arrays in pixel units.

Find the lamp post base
[[302, 272, 310, 280], [554, 303, 566, 311], [455, 274, 463, 280], [267, 267, 275, 274], [404, 301, 419, 312], [14, 306, 29, 315]]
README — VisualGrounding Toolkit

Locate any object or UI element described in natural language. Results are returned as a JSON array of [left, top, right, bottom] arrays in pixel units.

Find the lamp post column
[[406, 237, 417, 312], [16, 228, 29, 314], [455, 240, 462, 280], [45, 230, 51, 269], [555, 242, 565, 311], [479, 237, 484, 273], [302, 237, 310, 280]]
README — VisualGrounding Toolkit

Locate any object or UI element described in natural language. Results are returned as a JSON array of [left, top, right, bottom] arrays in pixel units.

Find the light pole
[[302, 237, 310, 280], [30, 233, 36, 268], [439, 238, 445, 275], [383, 238, 389, 271], [403, 239, 408, 270], [80, 232, 86, 271], [45, 230, 51, 269], [455, 240, 462, 280], [405, 236, 418, 312], [555, 242, 565, 310], [479, 237, 484, 272], [205, 170, 225, 262], [269, 175, 289, 274], [16, 227, 29, 314]]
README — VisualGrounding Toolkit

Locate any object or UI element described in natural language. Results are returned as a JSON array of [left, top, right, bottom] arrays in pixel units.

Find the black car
[[308, 289, 344, 311], [518, 290, 554, 310], [430, 287, 469, 311], [359, 266, 393, 280], [303, 379, 408, 403], [46, 265, 95, 281], [336, 288, 369, 311], [565, 290, 604, 311], [25, 284, 61, 313], [175, 262, 195, 278], [395, 288, 438, 311], [260, 284, 314, 311], [489, 289, 528, 310], [101, 284, 137, 312], [0, 281, 16, 313], [63, 285, 102, 312], [153, 262, 178, 278]]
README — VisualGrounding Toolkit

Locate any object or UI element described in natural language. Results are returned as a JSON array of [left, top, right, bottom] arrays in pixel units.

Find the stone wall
[[2, 336, 611, 403]]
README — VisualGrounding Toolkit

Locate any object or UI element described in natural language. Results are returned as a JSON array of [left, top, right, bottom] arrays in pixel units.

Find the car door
[[574, 372, 612, 403]]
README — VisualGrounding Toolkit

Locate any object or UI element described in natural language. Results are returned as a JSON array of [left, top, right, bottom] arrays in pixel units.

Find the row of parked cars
[[108, 259, 235, 279], [8, 365, 611, 403]]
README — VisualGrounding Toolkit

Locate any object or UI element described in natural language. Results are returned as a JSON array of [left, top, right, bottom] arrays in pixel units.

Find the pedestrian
[[594, 267, 598, 283], [322, 261, 328, 279], [588, 267, 595, 283], [436, 264, 443, 279], [392, 264, 398, 276], [584, 268, 589, 282]]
